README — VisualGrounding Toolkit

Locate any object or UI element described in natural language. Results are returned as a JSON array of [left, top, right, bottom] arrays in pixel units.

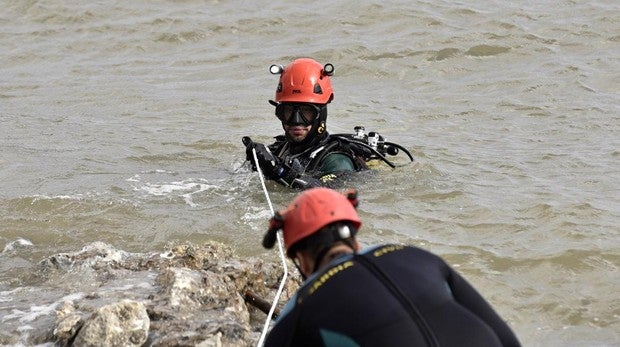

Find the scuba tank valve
[[367, 132, 379, 151], [354, 126, 366, 140]]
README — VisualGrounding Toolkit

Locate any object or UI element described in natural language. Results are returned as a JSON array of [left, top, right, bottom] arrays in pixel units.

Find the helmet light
[[270, 64, 284, 75], [322, 63, 334, 76]]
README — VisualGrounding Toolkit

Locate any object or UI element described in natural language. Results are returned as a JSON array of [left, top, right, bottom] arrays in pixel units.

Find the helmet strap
[[311, 239, 357, 274], [310, 225, 357, 273], [293, 258, 308, 281], [288, 222, 358, 277]]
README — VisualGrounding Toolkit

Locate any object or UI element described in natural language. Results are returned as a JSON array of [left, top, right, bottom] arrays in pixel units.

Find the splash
[[2, 238, 34, 254]]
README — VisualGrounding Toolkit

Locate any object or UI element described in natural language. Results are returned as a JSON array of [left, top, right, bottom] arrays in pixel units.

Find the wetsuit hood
[[283, 105, 328, 154]]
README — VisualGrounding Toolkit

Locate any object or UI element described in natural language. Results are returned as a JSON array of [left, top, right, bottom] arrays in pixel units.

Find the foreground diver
[[243, 58, 412, 190], [261, 187, 521, 347]]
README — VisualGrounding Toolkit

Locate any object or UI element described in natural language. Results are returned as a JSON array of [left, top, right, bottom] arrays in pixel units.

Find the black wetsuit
[[267, 133, 368, 188], [264, 244, 521, 347]]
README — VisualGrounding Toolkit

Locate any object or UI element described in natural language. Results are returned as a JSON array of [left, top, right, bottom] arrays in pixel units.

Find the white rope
[[252, 148, 288, 347]]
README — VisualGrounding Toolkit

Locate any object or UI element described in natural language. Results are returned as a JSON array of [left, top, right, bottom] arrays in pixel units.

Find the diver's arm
[[320, 153, 356, 174]]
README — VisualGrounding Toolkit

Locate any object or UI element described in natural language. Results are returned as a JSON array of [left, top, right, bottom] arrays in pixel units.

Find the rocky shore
[[4, 241, 300, 346]]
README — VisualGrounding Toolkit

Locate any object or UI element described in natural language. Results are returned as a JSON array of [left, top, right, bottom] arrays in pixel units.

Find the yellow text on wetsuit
[[308, 261, 354, 296], [373, 244, 405, 257]]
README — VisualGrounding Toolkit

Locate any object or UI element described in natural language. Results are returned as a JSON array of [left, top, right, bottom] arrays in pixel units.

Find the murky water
[[1, 0, 619, 345]]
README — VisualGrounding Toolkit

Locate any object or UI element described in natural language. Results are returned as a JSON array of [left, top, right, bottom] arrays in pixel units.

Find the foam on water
[[2, 238, 33, 253], [2, 292, 85, 324]]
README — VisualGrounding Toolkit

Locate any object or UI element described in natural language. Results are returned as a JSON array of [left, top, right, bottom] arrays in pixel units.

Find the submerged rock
[[29, 241, 301, 346]]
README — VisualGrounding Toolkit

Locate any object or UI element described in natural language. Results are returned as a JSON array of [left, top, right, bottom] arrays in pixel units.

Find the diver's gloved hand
[[243, 136, 297, 185], [242, 136, 256, 163], [242, 137, 303, 186], [253, 143, 282, 178], [243, 137, 278, 173]]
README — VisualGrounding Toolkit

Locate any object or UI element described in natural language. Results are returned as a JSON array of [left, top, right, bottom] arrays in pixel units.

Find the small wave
[[429, 48, 461, 61], [155, 30, 207, 44], [126, 170, 178, 182], [127, 151, 206, 164], [1, 193, 140, 229], [2, 194, 85, 213], [137, 181, 215, 196], [2, 238, 33, 254], [519, 202, 606, 223], [133, 178, 218, 207], [361, 50, 425, 61], [417, 190, 464, 200], [31, 194, 85, 202], [465, 44, 511, 57], [240, 208, 273, 231], [19, 2, 99, 25]]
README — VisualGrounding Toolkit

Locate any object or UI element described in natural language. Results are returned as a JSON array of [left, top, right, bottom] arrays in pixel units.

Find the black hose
[[331, 134, 414, 167], [384, 141, 414, 162]]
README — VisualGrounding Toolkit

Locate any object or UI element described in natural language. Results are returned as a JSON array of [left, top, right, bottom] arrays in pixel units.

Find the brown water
[[1, 1, 619, 345]]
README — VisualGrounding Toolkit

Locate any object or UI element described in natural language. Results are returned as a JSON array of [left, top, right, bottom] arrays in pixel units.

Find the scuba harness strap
[[269, 136, 360, 176], [269, 126, 413, 176], [271, 127, 413, 171], [354, 248, 440, 347], [286, 246, 439, 347], [257, 127, 413, 189]]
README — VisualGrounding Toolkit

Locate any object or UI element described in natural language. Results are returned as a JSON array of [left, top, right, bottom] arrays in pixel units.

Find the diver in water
[[243, 58, 412, 190]]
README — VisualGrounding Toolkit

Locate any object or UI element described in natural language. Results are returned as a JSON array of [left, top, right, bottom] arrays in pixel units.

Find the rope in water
[[252, 148, 288, 347]]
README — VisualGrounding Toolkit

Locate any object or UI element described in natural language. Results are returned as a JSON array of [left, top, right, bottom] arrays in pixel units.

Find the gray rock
[[73, 300, 149, 346], [53, 300, 84, 346], [28, 241, 302, 346]]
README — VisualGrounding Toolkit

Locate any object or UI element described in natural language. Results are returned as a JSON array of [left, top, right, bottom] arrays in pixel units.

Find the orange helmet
[[263, 188, 361, 258], [270, 58, 334, 104]]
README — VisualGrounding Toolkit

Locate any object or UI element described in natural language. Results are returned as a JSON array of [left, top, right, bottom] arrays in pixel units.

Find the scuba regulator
[[333, 126, 414, 168]]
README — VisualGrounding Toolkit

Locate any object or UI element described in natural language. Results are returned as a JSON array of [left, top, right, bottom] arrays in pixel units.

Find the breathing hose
[[331, 134, 415, 168]]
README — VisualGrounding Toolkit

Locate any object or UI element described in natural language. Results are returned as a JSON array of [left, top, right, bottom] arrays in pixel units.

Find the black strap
[[354, 252, 440, 347]]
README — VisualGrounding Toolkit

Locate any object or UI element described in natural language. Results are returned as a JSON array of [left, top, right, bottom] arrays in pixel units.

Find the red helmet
[[263, 188, 361, 258], [271, 58, 334, 104]]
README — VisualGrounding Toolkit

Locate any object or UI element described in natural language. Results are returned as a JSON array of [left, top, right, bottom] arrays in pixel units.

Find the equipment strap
[[354, 251, 440, 347]]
